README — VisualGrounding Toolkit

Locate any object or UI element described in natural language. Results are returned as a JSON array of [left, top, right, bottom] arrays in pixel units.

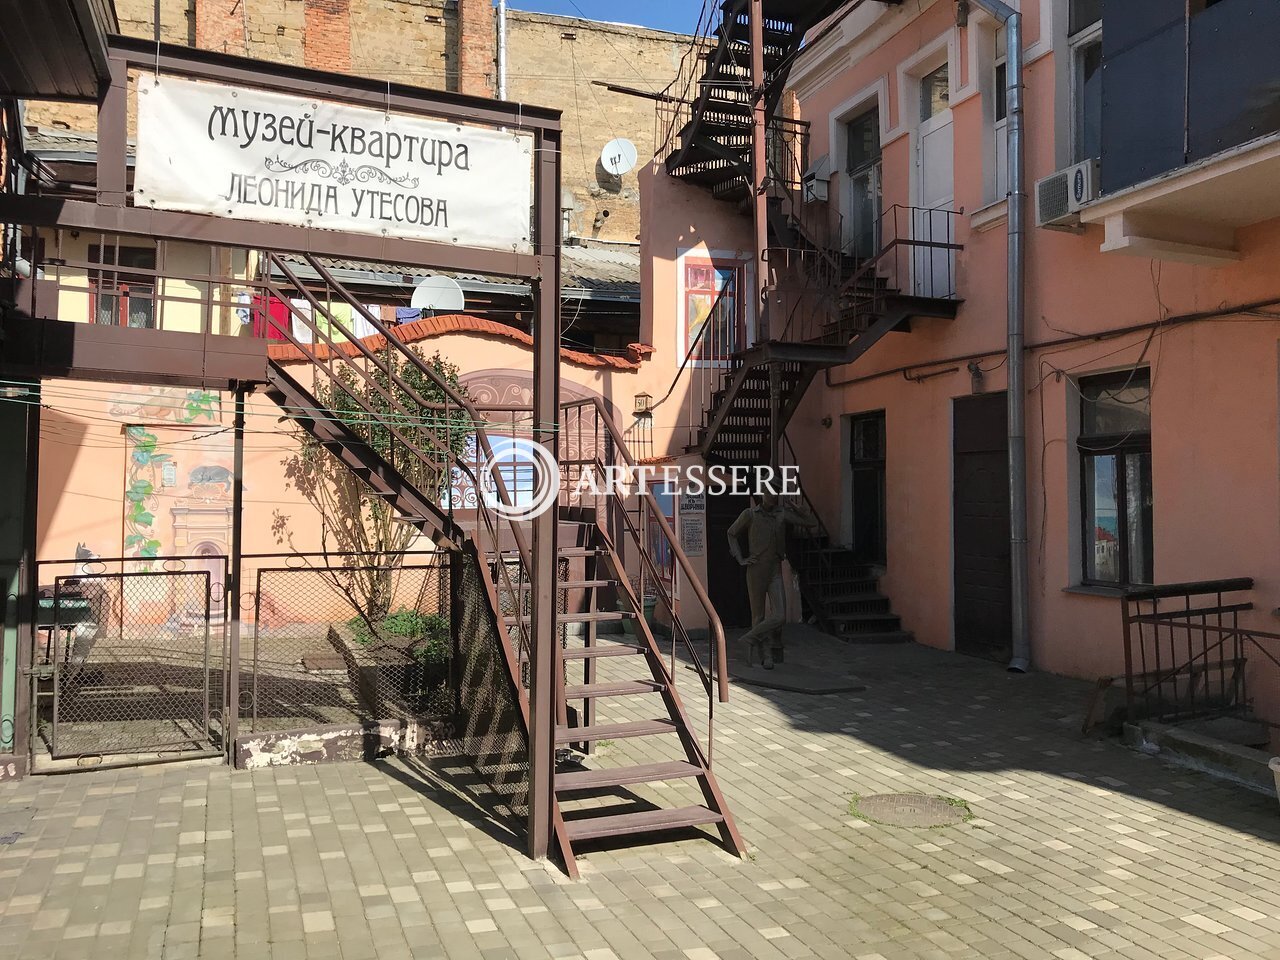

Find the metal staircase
[[664, 0, 855, 200], [657, 0, 954, 644], [252, 252, 742, 876]]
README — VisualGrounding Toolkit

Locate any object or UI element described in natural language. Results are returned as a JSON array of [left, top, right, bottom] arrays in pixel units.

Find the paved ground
[[3, 628, 1280, 960]]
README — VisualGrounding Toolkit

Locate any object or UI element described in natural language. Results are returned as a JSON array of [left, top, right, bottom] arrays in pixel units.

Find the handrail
[[261, 253, 537, 665], [564, 395, 729, 703], [300, 255, 536, 583], [1124, 578, 1254, 601]]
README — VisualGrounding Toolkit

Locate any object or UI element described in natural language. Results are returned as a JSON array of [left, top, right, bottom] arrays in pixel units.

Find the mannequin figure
[[727, 492, 817, 668]]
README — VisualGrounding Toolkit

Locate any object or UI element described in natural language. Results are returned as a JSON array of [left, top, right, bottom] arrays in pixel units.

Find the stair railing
[[559, 396, 729, 760], [780, 432, 837, 632], [257, 253, 537, 670]]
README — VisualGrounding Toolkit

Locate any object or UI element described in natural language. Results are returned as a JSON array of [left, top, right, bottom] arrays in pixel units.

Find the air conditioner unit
[[1035, 159, 1100, 231]]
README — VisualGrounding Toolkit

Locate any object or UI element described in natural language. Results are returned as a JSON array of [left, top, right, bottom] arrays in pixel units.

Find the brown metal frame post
[[225, 382, 246, 760], [95, 55, 127, 207], [527, 125, 562, 860], [8, 382, 40, 777], [748, 0, 770, 344]]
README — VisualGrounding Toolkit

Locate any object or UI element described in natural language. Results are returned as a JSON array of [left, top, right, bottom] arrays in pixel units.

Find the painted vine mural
[[123, 390, 219, 562]]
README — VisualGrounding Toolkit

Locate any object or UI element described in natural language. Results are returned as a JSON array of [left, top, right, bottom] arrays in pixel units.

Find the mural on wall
[[109, 385, 223, 425], [123, 425, 172, 560], [117, 388, 223, 561]]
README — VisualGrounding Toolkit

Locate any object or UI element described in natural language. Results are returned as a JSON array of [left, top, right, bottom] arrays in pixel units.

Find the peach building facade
[[641, 0, 1280, 705]]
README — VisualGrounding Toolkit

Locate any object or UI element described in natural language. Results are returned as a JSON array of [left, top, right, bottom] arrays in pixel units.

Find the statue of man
[[727, 492, 817, 669]]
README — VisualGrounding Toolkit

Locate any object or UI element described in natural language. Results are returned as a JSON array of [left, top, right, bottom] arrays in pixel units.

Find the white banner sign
[[135, 75, 534, 253]]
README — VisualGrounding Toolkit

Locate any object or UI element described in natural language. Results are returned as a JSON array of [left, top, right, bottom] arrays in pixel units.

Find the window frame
[[1076, 370, 1153, 588], [993, 29, 1009, 201], [681, 256, 746, 365], [87, 243, 158, 328], [919, 62, 950, 124], [1068, 17, 1103, 164]]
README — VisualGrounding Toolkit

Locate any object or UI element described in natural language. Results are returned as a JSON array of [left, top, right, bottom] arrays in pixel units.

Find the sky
[[504, 0, 704, 35]]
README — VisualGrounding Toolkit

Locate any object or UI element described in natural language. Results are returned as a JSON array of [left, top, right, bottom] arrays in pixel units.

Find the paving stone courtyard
[[2, 630, 1280, 960]]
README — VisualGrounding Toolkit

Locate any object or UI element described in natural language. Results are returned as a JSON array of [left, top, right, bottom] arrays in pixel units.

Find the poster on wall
[[679, 513, 706, 558], [679, 490, 706, 516], [135, 75, 534, 253]]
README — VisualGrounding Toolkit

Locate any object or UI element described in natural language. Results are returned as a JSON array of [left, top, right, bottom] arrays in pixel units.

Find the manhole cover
[[851, 793, 969, 828]]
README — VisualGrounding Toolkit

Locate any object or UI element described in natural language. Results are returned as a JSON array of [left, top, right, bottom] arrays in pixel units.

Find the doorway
[[705, 490, 753, 627], [193, 542, 227, 618], [914, 61, 956, 298], [952, 393, 1011, 661], [849, 412, 887, 565]]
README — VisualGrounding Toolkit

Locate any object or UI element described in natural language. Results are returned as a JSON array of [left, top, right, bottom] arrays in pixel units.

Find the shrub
[[349, 607, 450, 666]]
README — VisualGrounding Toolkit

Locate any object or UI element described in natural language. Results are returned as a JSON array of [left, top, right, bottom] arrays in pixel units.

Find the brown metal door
[[953, 394, 1011, 661]]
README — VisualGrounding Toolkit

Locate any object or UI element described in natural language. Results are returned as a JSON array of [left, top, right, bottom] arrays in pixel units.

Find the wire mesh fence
[[34, 556, 224, 763], [241, 554, 452, 734], [447, 545, 530, 829], [31, 547, 534, 839]]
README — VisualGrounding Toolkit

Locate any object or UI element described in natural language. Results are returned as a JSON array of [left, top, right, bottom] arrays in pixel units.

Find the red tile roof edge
[[267, 313, 654, 370]]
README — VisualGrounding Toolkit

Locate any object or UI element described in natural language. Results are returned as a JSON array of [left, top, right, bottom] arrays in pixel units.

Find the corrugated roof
[[24, 125, 123, 153], [277, 245, 639, 297]]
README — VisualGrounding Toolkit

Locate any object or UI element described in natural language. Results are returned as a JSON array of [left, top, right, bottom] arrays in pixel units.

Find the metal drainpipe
[[966, 0, 1029, 672], [497, 0, 508, 100]]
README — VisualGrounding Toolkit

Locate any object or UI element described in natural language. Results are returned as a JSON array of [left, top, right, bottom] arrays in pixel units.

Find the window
[[1069, 0, 1103, 163], [1078, 370, 1153, 586], [846, 109, 881, 173], [993, 25, 1009, 200], [683, 258, 742, 359], [88, 244, 156, 328], [1069, 0, 1102, 35], [920, 63, 950, 122]]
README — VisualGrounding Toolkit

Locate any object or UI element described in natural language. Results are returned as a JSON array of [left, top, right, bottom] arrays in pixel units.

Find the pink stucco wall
[[640, 0, 1280, 696]]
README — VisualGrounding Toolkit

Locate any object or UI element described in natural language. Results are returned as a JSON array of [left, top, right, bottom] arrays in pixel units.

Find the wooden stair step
[[561, 643, 647, 660], [558, 547, 605, 558], [563, 680, 664, 699], [512, 579, 615, 592], [504, 610, 629, 626], [563, 804, 723, 842], [556, 760, 703, 792], [554, 718, 677, 744]]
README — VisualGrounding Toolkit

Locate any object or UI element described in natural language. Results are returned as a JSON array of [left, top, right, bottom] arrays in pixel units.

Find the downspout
[[497, 0, 508, 99], [966, 0, 1029, 672]]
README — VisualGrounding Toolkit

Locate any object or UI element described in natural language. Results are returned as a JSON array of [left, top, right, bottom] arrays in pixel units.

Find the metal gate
[[32, 557, 226, 768]]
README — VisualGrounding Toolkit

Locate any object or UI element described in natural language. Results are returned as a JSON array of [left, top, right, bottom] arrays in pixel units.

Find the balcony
[[1080, 131, 1280, 266], [1085, 0, 1280, 265]]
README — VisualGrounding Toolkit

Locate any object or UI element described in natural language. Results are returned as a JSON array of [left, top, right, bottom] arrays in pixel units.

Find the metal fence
[[33, 555, 225, 765], [240, 553, 452, 735], [1122, 578, 1280, 728]]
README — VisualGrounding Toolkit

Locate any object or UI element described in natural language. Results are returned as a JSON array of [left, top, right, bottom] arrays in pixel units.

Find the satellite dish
[[600, 138, 638, 176], [411, 275, 466, 312]]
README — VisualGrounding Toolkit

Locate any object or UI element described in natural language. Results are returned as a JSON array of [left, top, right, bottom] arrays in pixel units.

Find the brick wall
[[505, 11, 689, 243], [456, 0, 495, 98], [349, 0, 449, 89], [196, 0, 245, 54], [304, 0, 352, 72]]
